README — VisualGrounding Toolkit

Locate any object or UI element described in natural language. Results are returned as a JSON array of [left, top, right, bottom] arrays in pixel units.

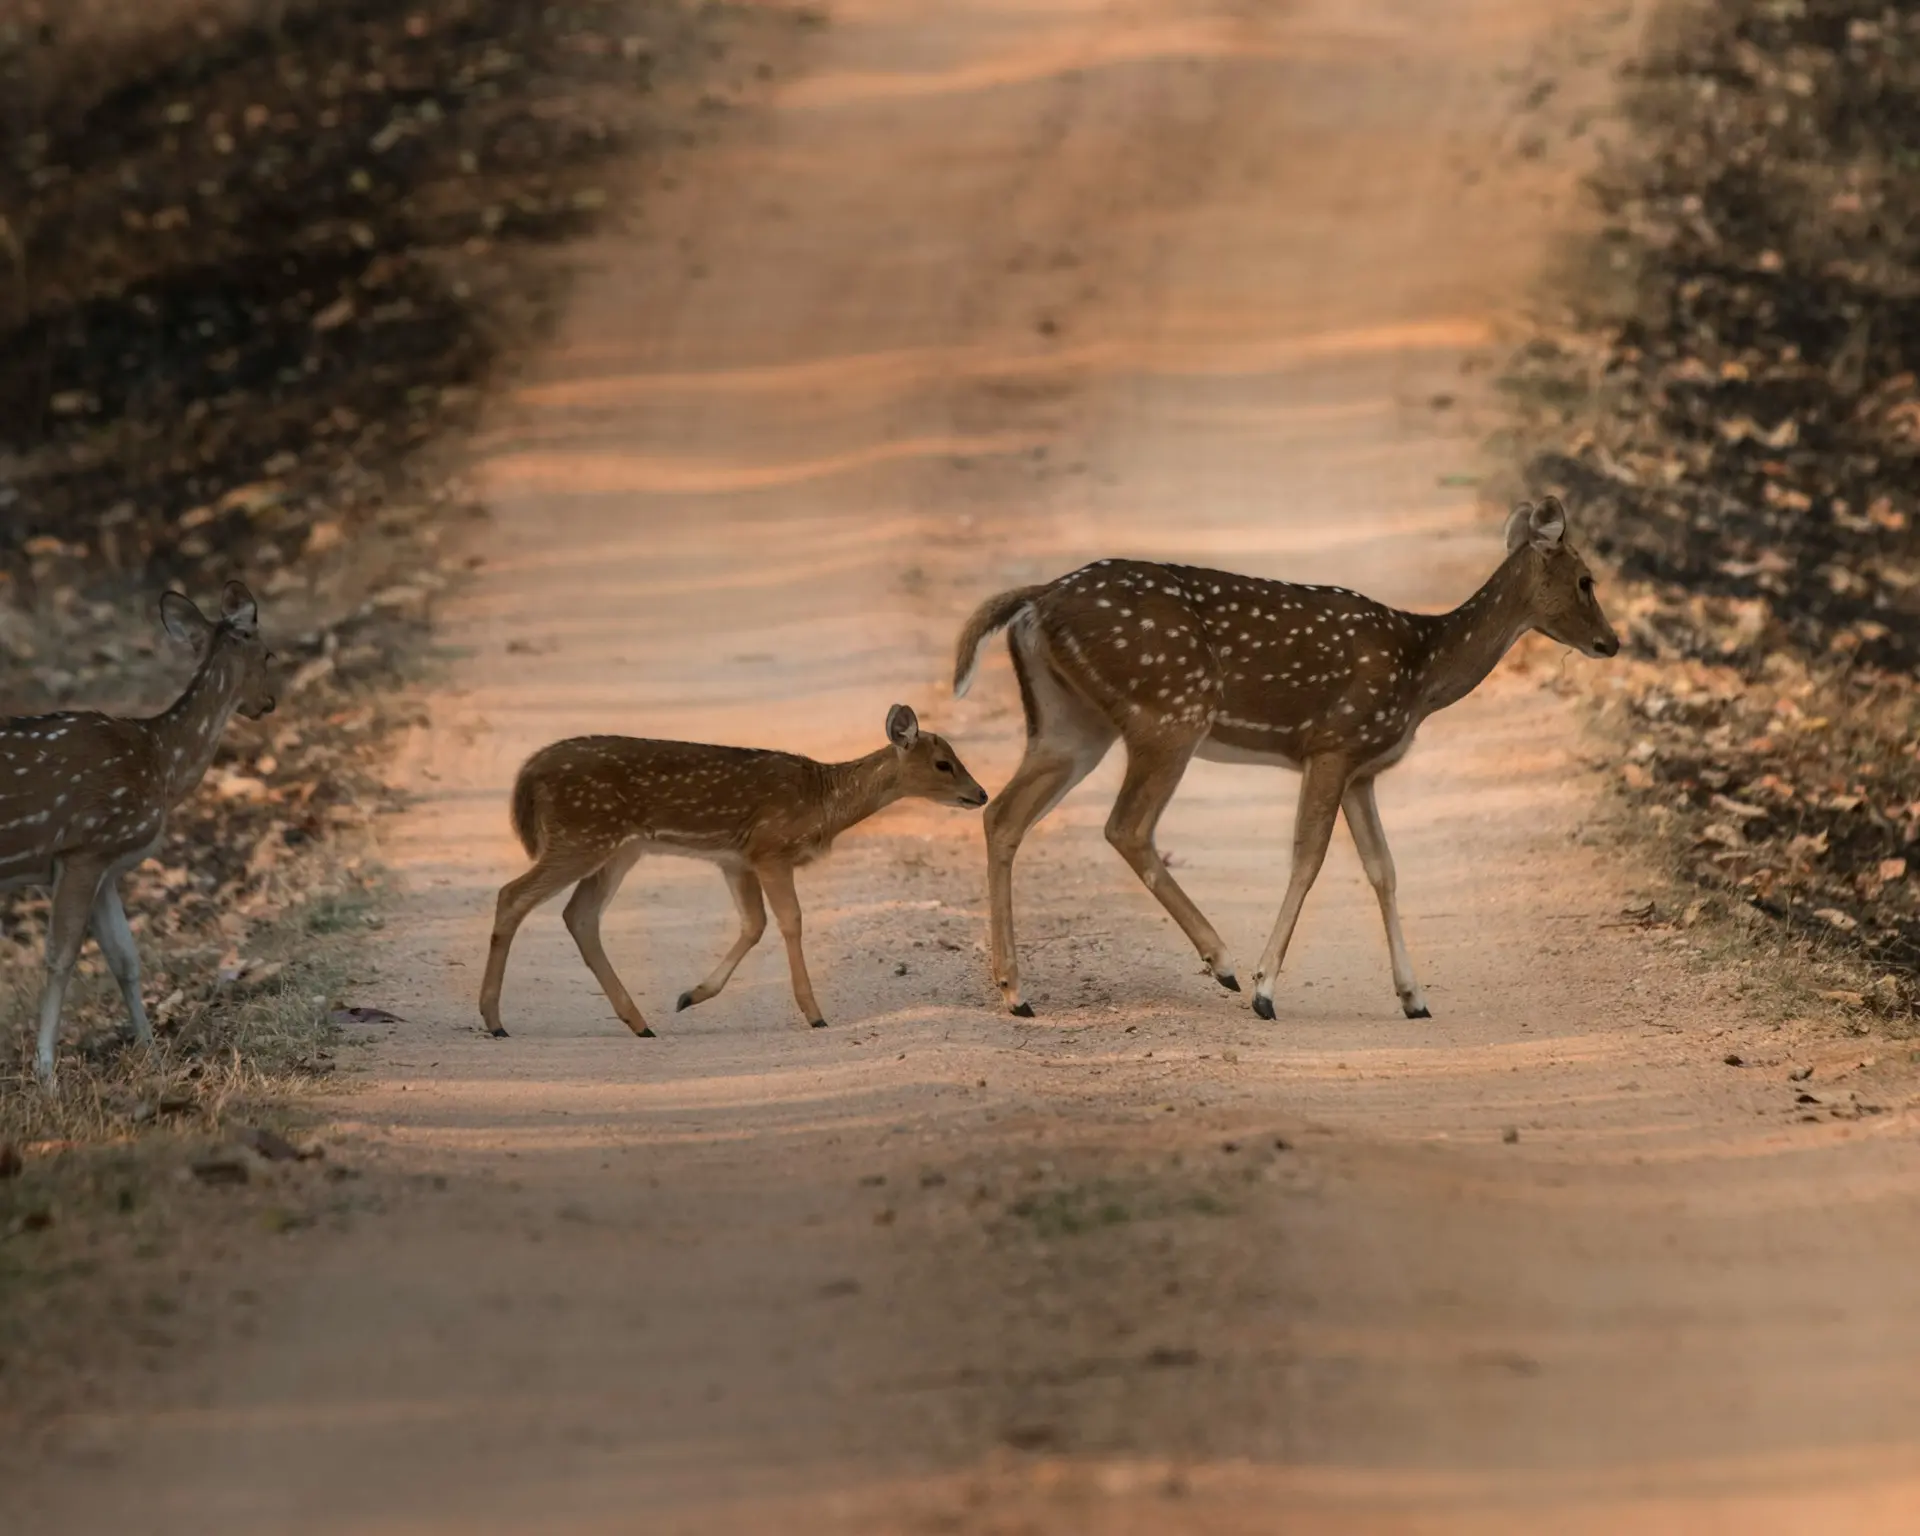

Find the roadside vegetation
[[0, 0, 803, 1402], [1515, 0, 1920, 1026]]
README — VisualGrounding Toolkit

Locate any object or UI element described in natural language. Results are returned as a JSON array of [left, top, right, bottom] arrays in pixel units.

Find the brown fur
[[5, 582, 276, 1089], [953, 584, 1048, 697], [479, 704, 988, 1038], [509, 768, 542, 858], [963, 497, 1618, 1019]]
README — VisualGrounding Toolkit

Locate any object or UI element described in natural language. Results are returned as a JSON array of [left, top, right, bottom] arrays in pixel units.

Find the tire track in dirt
[[17, 2, 1920, 1532]]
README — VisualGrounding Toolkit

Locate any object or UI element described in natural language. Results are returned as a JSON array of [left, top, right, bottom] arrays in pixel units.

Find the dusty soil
[[13, 0, 1920, 1531]]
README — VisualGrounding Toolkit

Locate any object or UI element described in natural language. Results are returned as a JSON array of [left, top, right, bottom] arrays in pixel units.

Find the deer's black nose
[[1595, 636, 1620, 658]]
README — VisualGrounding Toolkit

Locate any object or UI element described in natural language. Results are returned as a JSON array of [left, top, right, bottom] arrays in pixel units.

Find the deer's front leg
[[35, 856, 111, 1090], [1251, 756, 1349, 1021], [1341, 776, 1430, 1018], [90, 876, 153, 1046], [678, 865, 767, 1012], [756, 862, 824, 1028]]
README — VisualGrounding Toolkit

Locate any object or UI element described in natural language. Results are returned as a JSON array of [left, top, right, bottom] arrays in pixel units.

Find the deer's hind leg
[[676, 863, 766, 1014], [1105, 732, 1237, 992], [90, 874, 152, 1047], [480, 845, 606, 1038], [562, 843, 655, 1038], [984, 630, 1116, 1016]]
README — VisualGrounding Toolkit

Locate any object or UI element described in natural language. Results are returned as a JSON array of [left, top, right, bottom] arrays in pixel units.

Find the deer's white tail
[[953, 586, 1046, 697]]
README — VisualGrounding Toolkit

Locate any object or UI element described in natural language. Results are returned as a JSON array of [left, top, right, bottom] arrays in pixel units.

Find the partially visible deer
[[480, 704, 988, 1038], [953, 497, 1619, 1020], [2, 582, 276, 1089]]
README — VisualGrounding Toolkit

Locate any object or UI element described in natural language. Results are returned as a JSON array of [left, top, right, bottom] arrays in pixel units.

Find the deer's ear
[[1529, 496, 1567, 549], [221, 580, 259, 636], [885, 703, 920, 750], [1504, 502, 1536, 552], [159, 591, 212, 648]]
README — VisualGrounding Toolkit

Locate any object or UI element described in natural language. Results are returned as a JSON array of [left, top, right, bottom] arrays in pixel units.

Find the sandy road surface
[[20, 0, 1920, 1531]]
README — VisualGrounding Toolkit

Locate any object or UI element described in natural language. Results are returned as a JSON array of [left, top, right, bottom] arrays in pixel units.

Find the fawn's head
[[1504, 497, 1619, 660], [160, 581, 278, 717], [885, 704, 988, 808]]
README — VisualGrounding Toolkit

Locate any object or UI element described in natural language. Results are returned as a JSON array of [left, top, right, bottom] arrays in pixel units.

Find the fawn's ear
[[886, 703, 920, 750], [159, 591, 213, 649], [1505, 498, 1567, 553], [1504, 502, 1535, 552], [221, 580, 260, 636], [1531, 495, 1568, 548]]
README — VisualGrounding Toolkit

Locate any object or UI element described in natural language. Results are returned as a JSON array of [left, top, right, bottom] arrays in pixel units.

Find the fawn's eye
[[935, 760, 955, 774], [1578, 576, 1594, 595]]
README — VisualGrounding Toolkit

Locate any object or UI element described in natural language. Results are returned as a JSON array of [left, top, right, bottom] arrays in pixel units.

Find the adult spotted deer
[[953, 497, 1618, 1020], [480, 704, 988, 1038], [2, 583, 276, 1089]]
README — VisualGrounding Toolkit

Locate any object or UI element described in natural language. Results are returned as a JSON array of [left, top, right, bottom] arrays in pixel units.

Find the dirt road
[[21, 0, 1920, 1530]]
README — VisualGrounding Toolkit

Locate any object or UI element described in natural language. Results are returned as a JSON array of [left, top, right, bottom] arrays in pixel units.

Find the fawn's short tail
[[953, 585, 1048, 697], [508, 764, 542, 857]]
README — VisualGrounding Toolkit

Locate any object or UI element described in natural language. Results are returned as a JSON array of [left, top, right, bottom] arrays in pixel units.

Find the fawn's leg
[[756, 862, 824, 1028], [90, 876, 153, 1046], [1341, 776, 1431, 1018], [35, 856, 110, 1091], [561, 845, 654, 1038], [677, 865, 767, 1012], [1105, 733, 1238, 991], [1251, 755, 1351, 1020], [480, 849, 602, 1037]]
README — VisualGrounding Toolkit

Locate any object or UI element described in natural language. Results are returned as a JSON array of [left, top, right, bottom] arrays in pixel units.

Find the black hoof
[[1217, 971, 1241, 993], [487, 1026, 509, 1038], [809, 1017, 828, 1029], [1406, 1005, 1432, 1020], [1010, 1001, 1035, 1019], [1251, 995, 1275, 1021], [638, 1026, 657, 1038], [675, 991, 695, 1012]]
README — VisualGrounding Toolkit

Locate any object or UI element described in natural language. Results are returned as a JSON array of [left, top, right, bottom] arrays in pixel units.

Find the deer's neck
[[815, 747, 902, 840], [149, 643, 245, 803], [1416, 551, 1535, 715]]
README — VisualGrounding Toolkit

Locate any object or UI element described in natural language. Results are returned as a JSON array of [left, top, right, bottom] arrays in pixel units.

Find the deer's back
[[517, 734, 820, 860], [0, 712, 167, 883], [1032, 560, 1433, 761]]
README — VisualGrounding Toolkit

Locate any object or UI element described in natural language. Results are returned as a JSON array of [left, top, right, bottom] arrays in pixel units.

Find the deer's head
[[160, 581, 278, 717], [1505, 497, 1619, 660], [885, 704, 988, 809]]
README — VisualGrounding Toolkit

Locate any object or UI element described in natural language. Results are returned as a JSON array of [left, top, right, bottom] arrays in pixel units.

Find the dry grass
[[1507, 0, 1920, 1023], [0, 855, 380, 1153], [0, 854, 383, 1419]]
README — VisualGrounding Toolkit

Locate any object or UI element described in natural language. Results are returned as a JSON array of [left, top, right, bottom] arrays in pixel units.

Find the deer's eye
[[1578, 576, 1594, 595], [935, 760, 955, 774]]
